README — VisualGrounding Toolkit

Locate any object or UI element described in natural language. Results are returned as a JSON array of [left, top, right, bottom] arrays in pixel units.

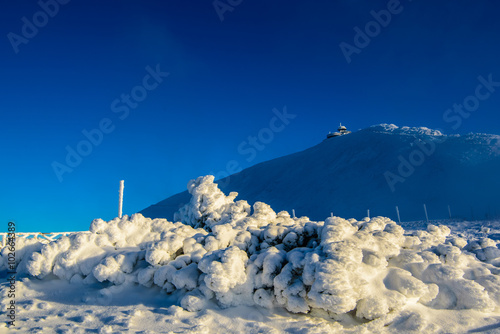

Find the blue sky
[[1, 0, 500, 232]]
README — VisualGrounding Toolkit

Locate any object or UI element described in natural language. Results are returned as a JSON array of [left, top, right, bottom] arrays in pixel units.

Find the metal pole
[[396, 206, 401, 224], [423, 204, 429, 223], [118, 180, 124, 218], [292, 209, 296, 219], [367, 209, 370, 219]]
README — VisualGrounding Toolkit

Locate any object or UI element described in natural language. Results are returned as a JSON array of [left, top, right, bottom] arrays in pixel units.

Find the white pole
[[448, 205, 452, 220], [367, 209, 370, 219], [292, 209, 296, 219], [331, 212, 333, 218], [423, 204, 429, 223], [118, 180, 124, 218], [396, 206, 401, 224]]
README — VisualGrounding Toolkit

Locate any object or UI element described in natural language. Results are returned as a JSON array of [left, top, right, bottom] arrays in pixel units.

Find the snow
[[142, 124, 500, 222], [2, 175, 500, 333]]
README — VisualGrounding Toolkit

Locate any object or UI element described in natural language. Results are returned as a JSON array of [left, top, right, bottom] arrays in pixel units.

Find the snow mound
[[22, 176, 500, 321]]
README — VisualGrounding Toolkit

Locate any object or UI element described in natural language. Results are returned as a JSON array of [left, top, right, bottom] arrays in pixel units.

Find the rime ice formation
[[17, 175, 499, 324]]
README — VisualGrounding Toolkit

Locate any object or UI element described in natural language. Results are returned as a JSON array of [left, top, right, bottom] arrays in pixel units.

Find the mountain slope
[[141, 124, 500, 222]]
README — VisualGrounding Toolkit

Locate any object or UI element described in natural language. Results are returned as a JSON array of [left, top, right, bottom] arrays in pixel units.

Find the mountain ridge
[[141, 124, 500, 222]]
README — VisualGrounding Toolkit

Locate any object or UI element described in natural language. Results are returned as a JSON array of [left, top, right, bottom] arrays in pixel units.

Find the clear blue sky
[[1, 0, 499, 232]]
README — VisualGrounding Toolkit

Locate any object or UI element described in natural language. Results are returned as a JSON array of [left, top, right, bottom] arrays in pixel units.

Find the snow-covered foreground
[[2, 176, 500, 333], [3, 277, 500, 334]]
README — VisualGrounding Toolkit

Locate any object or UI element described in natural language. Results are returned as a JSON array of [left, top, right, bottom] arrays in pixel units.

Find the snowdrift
[[5, 176, 500, 327]]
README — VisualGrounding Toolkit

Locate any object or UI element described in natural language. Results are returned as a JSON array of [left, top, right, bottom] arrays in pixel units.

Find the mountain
[[141, 124, 500, 222]]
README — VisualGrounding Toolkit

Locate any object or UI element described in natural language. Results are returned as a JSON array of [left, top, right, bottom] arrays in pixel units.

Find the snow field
[[2, 175, 500, 332]]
